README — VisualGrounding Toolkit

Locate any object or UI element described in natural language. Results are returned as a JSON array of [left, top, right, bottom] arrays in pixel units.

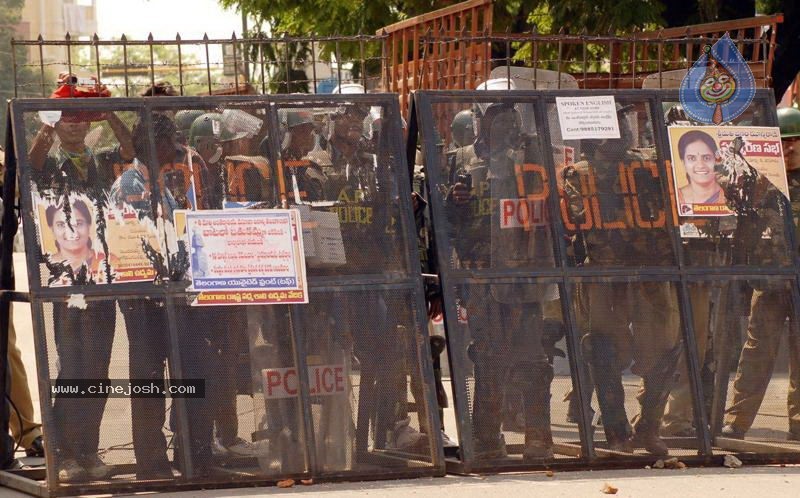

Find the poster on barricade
[[667, 126, 789, 228], [32, 191, 161, 286], [181, 209, 309, 305]]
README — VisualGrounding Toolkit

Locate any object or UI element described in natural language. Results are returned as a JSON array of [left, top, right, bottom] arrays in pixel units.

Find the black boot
[[521, 361, 555, 462], [582, 333, 632, 453], [471, 350, 507, 460]]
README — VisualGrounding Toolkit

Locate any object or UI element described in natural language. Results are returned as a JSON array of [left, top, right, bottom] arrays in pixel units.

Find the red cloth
[[49, 74, 111, 122]]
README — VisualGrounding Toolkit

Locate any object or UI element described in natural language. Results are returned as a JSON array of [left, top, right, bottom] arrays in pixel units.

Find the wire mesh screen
[[273, 100, 412, 278], [707, 279, 800, 460], [170, 299, 308, 481], [428, 98, 558, 272], [544, 98, 678, 268], [415, 88, 800, 472], [658, 98, 796, 268], [18, 107, 150, 290], [448, 282, 576, 464], [571, 280, 700, 458], [37, 295, 178, 487], [294, 288, 436, 473], [9, 94, 441, 494]]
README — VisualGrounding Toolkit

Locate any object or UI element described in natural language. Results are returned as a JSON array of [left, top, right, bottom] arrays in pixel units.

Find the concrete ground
[[2, 466, 800, 497], [4, 252, 800, 496]]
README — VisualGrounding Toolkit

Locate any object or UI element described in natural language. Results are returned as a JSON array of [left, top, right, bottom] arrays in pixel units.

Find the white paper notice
[[555, 96, 621, 140]]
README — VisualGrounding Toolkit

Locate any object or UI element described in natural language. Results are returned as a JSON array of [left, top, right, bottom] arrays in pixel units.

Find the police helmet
[[473, 102, 522, 159], [451, 110, 476, 147], [474, 78, 516, 117], [175, 110, 205, 134], [189, 113, 242, 146], [286, 110, 314, 129], [778, 107, 800, 138]]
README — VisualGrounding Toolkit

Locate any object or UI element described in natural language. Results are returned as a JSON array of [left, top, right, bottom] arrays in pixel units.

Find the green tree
[[1, 0, 44, 140], [222, 0, 666, 41], [221, 0, 667, 90]]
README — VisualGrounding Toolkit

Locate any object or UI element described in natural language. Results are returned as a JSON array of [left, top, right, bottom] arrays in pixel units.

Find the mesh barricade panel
[[11, 95, 441, 494], [416, 89, 799, 472], [707, 279, 800, 458], [448, 282, 577, 463], [544, 99, 678, 268], [571, 281, 700, 458], [40, 296, 177, 486]]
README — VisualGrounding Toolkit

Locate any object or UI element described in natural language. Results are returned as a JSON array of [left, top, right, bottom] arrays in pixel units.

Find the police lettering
[[331, 186, 373, 224], [560, 160, 666, 231]]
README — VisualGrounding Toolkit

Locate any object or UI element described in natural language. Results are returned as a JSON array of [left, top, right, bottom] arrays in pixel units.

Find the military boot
[[632, 419, 669, 456], [521, 361, 555, 462], [582, 333, 632, 454], [474, 433, 508, 460], [632, 357, 679, 457], [471, 356, 507, 460]]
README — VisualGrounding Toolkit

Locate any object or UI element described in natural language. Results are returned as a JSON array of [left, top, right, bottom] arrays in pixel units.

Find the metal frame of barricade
[[411, 88, 800, 474], [0, 93, 444, 496]]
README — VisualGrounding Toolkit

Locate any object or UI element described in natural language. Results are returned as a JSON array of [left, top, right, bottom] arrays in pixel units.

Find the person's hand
[[450, 182, 471, 204]]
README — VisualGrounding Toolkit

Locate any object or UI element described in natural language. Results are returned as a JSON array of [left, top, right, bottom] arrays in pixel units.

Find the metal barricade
[[1, 93, 443, 496], [412, 88, 800, 473]]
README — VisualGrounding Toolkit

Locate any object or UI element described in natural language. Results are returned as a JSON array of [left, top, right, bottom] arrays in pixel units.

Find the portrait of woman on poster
[[44, 198, 107, 284], [676, 129, 729, 210]]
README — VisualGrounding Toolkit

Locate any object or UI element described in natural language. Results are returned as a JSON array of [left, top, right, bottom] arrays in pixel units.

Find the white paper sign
[[556, 96, 620, 140], [184, 209, 309, 304]]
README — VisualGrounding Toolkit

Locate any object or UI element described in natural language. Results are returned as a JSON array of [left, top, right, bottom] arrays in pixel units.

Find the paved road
[[2, 465, 800, 497]]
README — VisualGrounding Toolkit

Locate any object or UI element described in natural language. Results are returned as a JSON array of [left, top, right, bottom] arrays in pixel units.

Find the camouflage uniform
[[568, 114, 681, 455], [723, 168, 800, 438], [448, 103, 555, 460]]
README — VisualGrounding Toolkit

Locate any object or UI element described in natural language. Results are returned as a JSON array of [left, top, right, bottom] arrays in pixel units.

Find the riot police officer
[[301, 103, 430, 462], [447, 101, 555, 461], [721, 107, 800, 441], [567, 105, 680, 456]]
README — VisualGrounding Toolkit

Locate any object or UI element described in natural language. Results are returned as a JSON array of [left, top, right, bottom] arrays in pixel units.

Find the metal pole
[[11, 39, 18, 98], [232, 32, 240, 95], [310, 35, 318, 93], [148, 32, 156, 93], [359, 33, 367, 91], [176, 33, 184, 96], [65, 33, 74, 97], [122, 34, 129, 97], [284, 33, 291, 93], [204, 33, 212, 94], [93, 33, 101, 87], [335, 36, 343, 90], [259, 37, 266, 94], [38, 35, 46, 97]]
